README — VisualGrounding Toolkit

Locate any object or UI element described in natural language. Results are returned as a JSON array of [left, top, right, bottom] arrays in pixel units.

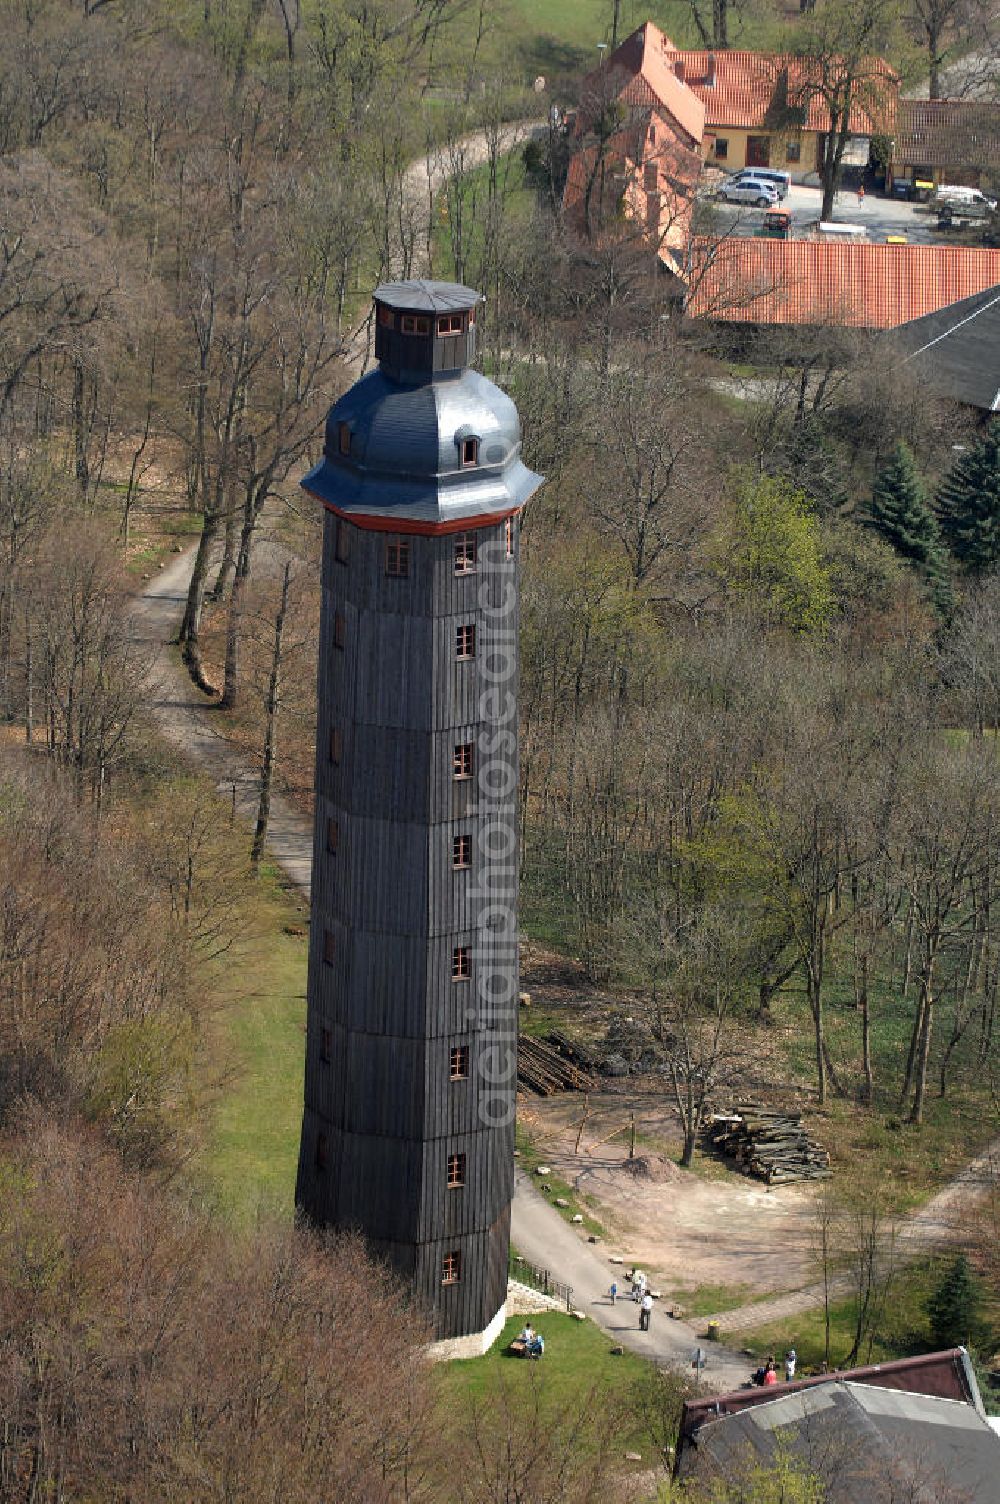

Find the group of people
[[516, 1323, 544, 1359], [752, 1349, 796, 1386], [608, 1271, 655, 1331]]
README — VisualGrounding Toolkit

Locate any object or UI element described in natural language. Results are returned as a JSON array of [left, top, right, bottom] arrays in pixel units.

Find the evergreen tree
[[937, 421, 1000, 573], [926, 1253, 984, 1350], [869, 441, 951, 611]]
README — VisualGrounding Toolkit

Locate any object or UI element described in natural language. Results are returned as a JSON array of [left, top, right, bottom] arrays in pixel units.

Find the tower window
[[385, 537, 410, 577], [454, 534, 477, 575], [315, 1132, 328, 1171], [442, 1250, 461, 1285], [320, 1026, 332, 1063], [453, 742, 474, 780], [447, 1152, 466, 1188], [377, 304, 394, 327], [456, 624, 476, 659], [338, 422, 352, 456], [437, 314, 464, 335], [335, 519, 350, 563], [450, 1045, 470, 1079], [453, 833, 472, 869], [400, 314, 430, 335], [334, 611, 346, 650], [329, 727, 342, 765], [461, 437, 478, 467], [323, 929, 336, 965], [505, 517, 515, 558], [452, 946, 471, 981], [326, 817, 339, 854]]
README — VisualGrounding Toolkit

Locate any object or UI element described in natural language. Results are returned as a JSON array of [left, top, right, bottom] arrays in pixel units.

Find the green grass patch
[[516, 1122, 606, 1236], [199, 867, 308, 1224], [722, 1259, 942, 1373], [437, 1312, 666, 1466], [668, 1283, 760, 1319]]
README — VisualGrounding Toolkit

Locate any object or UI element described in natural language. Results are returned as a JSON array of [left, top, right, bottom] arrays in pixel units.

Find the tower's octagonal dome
[[302, 280, 542, 530]]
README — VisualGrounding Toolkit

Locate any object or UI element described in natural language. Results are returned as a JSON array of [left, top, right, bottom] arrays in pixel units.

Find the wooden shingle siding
[[297, 509, 519, 1340]]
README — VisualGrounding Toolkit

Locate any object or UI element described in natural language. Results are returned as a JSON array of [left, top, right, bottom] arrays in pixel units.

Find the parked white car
[[718, 177, 780, 206], [728, 168, 791, 200], [935, 184, 997, 211]]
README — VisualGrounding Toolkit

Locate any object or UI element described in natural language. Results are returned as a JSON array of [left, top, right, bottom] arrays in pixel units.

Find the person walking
[[785, 1348, 797, 1382], [640, 1291, 653, 1331], [610, 1280, 618, 1305], [857, 182, 866, 207]]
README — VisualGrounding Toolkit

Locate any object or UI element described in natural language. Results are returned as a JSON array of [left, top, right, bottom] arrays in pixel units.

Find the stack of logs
[[707, 1106, 831, 1185], [518, 1034, 597, 1095]]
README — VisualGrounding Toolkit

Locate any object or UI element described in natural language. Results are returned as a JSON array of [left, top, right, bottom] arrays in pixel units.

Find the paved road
[[511, 1170, 751, 1391]]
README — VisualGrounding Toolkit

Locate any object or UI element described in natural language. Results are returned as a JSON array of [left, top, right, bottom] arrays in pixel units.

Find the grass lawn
[[721, 1260, 941, 1375], [199, 860, 309, 1224], [438, 1312, 674, 1469]]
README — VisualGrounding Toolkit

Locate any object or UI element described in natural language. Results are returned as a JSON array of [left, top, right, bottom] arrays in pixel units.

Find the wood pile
[[707, 1106, 831, 1185], [546, 1030, 600, 1073], [518, 1035, 596, 1095]]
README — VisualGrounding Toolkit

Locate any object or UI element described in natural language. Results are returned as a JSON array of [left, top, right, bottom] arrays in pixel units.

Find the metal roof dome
[[301, 280, 543, 529]]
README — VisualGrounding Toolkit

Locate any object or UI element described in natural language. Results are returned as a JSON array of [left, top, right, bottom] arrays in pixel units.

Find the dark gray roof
[[680, 1380, 1000, 1504], [892, 284, 1000, 411], [302, 366, 542, 526], [373, 280, 482, 313]]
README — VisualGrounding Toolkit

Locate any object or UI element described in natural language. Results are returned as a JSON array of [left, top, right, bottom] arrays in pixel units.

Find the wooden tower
[[296, 280, 542, 1348]]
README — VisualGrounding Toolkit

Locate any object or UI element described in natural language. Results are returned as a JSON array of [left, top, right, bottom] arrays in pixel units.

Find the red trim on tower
[[303, 485, 521, 535]]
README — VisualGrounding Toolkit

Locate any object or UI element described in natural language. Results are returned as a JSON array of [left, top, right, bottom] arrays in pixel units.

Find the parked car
[[718, 177, 780, 206], [934, 184, 997, 211], [728, 167, 791, 199]]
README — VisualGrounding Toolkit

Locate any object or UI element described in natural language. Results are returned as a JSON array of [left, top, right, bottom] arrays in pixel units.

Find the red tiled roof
[[577, 22, 705, 146], [683, 238, 1000, 327], [895, 98, 1000, 169], [657, 37, 895, 134]]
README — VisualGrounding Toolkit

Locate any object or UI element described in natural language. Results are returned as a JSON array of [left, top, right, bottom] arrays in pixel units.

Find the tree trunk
[[212, 488, 239, 601], [219, 496, 256, 711], [251, 562, 291, 871], [909, 985, 934, 1124], [179, 507, 221, 695]]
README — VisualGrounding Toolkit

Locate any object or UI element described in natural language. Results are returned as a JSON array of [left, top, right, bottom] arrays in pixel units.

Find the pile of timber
[[518, 1035, 596, 1095], [707, 1106, 831, 1185], [546, 1030, 600, 1074]]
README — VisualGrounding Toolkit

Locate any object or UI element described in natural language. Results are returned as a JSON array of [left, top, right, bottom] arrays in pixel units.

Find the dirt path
[[133, 548, 314, 898], [699, 1137, 1000, 1334]]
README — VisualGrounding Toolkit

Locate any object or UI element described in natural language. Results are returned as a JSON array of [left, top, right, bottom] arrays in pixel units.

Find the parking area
[[709, 181, 950, 245]]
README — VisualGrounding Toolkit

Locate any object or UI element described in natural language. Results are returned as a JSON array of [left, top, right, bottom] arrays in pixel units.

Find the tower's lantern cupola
[[373, 280, 480, 385]]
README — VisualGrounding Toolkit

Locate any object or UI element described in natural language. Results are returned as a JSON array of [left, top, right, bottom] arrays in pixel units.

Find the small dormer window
[[461, 437, 478, 467], [377, 304, 394, 328], [338, 422, 351, 456], [400, 314, 430, 335], [437, 314, 464, 335]]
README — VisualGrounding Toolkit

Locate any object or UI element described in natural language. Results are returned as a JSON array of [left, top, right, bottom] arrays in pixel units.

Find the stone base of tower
[[427, 1298, 507, 1362]]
